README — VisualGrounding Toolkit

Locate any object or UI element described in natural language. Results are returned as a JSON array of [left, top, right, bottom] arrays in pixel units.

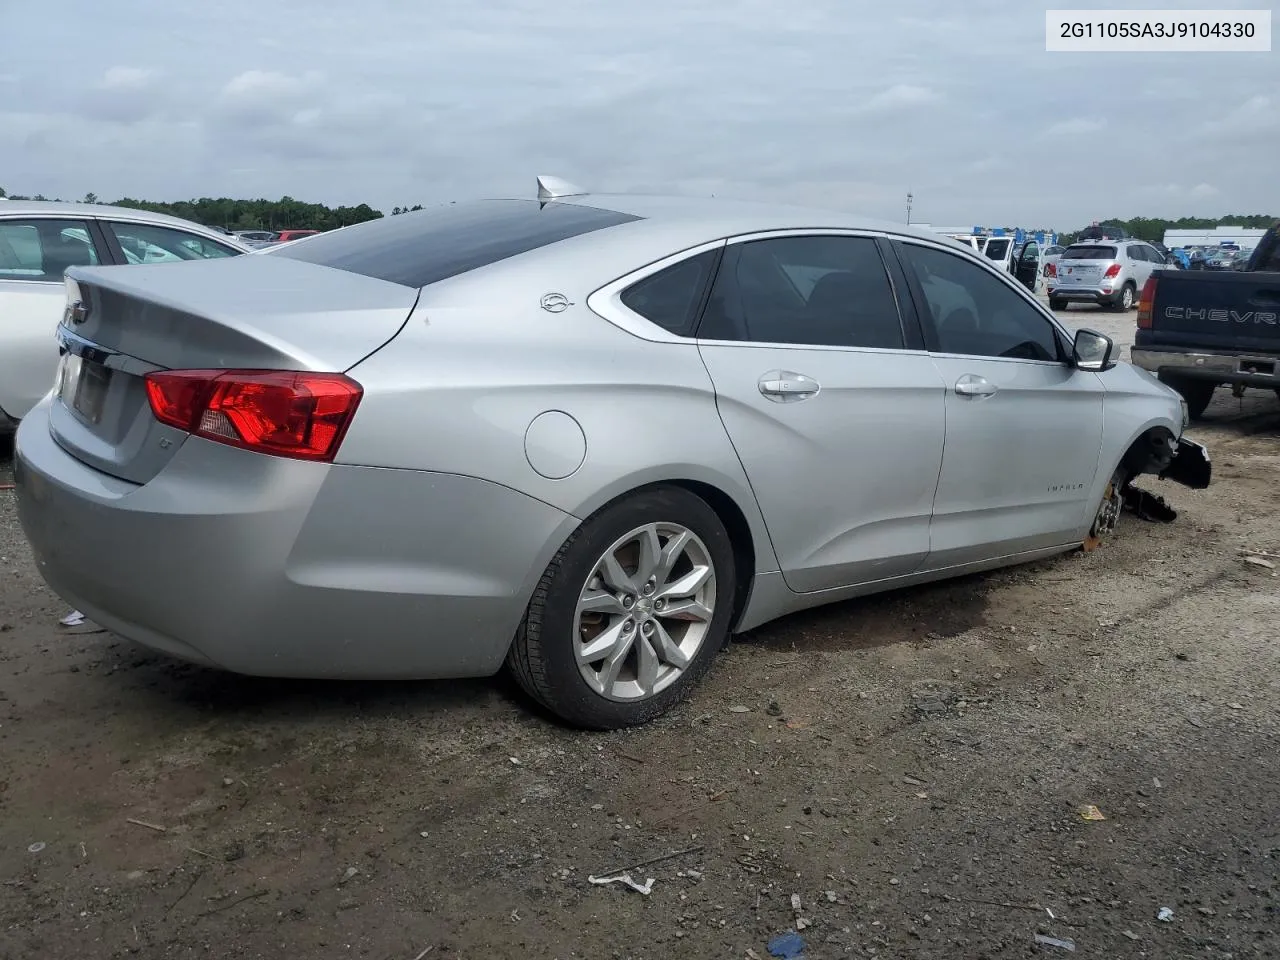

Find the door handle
[[758, 370, 820, 402], [954, 374, 998, 398]]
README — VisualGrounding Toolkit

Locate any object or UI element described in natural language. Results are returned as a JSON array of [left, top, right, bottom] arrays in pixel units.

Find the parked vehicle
[[14, 180, 1211, 729], [1131, 221, 1280, 419], [232, 230, 279, 249], [1077, 222, 1132, 242], [0, 201, 249, 430], [1044, 240, 1166, 312], [274, 229, 322, 243]]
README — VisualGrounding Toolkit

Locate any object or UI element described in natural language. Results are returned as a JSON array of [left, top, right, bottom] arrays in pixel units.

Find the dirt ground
[[1, 307, 1278, 960]]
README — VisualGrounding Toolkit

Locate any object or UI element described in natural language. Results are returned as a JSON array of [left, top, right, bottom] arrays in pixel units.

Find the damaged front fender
[[1159, 437, 1212, 490]]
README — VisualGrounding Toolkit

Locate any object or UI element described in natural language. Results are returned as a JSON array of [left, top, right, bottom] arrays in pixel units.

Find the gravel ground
[[1, 304, 1277, 959]]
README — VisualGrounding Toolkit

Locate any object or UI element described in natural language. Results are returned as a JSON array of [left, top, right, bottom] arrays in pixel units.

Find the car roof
[[0, 198, 245, 243], [556, 192, 948, 244]]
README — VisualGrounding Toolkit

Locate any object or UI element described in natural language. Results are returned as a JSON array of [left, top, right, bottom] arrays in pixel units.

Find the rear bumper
[[1130, 347, 1280, 388], [1046, 285, 1122, 304], [14, 399, 578, 679]]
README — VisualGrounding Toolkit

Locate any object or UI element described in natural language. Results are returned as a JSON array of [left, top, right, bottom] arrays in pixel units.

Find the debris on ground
[[1078, 804, 1107, 822], [728, 705, 752, 714], [1157, 906, 1174, 922], [766, 701, 783, 716], [1122, 486, 1178, 523], [27, 842, 45, 854], [767, 930, 806, 958], [1122, 930, 1141, 941], [59, 610, 86, 627], [586, 872, 653, 895], [1033, 933, 1076, 951], [1243, 555, 1276, 570]]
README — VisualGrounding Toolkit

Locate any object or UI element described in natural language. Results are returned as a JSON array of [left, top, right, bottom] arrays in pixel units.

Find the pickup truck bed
[[1132, 223, 1280, 419]]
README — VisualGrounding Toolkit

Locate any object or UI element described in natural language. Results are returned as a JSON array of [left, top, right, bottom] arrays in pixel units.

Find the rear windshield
[[1063, 245, 1117, 260], [271, 199, 642, 287]]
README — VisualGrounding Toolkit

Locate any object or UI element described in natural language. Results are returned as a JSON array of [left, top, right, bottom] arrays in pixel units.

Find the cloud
[[865, 85, 940, 111], [99, 66, 154, 90], [1041, 117, 1106, 138], [0, 0, 1272, 228]]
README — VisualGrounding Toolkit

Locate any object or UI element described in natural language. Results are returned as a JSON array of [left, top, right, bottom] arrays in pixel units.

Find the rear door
[[696, 232, 946, 593], [0, 216, 110, 421], [894, 240, 1105, 567]]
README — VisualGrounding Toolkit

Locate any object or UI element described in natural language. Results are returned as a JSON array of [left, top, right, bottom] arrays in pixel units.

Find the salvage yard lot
[[1, 307, 1278, 959]]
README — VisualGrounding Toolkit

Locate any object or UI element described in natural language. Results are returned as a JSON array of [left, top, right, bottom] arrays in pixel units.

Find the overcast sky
[[1, 0, 1274, 229]]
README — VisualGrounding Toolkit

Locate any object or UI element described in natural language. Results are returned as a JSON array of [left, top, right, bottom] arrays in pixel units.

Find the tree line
[[0, 187, 394, 232], [1059, 214, 1276, 245]]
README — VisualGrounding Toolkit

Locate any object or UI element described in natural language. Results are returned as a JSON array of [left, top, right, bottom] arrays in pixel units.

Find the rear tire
[[1159, 374, 1216, 420], [1110, 282, 1136, 312], [506, 486, 737, 730], [1049, 298, 1067, 312]]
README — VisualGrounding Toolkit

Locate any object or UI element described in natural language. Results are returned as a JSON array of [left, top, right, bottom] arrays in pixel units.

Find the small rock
[[509, 757, 522, 765], [27, 842, 46, 854], [825, 890, 838, 902], [766, 701, 782, 717], [1228, 702, 1244, 711], [222, 777, 234, 787], [728, 705, 751, 714], [1197, 906, 1216, 916], [343, 866, 359, 881], [1157, 906, 1174, 922], [889, 878, 900, 886], [590, 803, 603, 811], [790, 893, 802, 913], [1122, 930, 1140, 941]]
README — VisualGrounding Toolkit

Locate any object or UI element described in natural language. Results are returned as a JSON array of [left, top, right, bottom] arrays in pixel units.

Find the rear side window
[[0, 219, 102, 281], [1063, 245, 1117, 260], [107, 221, 241, 263], [619, 249, 720, 337], [698, 235, 906, 350], [271, 199, 642, 287]]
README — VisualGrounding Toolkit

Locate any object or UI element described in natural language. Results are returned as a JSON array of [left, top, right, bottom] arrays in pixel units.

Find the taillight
[[1045, 262, 1057, 278], [1137, 276, 1157, 329], [1103, 263, 1122, 279], [144, 369, 362, 462]]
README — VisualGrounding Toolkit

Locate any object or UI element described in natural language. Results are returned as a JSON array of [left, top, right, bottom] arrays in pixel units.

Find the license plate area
[[1239, 358, 1276, 377], [57, 353, 112, 425]]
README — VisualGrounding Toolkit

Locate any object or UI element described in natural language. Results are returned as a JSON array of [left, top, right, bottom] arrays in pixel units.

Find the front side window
[[899, 243, 1062, 363], [698, 235, 905, 350], [107, 222, 240, 264], [0, 218, 101, 281], [619, 249, 719, 337]]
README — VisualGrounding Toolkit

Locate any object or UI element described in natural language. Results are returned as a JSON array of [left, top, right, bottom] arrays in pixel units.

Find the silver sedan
[[14, 179, 1211, 728]]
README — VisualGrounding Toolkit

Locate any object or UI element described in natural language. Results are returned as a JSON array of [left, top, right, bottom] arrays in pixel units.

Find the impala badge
[[540, 293, 573, 313]]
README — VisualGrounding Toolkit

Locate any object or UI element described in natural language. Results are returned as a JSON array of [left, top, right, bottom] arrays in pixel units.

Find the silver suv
[[1045, 240, 1165, 312]]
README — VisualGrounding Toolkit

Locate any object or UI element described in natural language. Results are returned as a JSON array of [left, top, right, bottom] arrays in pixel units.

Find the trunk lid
[[53, 255, 418, 484]]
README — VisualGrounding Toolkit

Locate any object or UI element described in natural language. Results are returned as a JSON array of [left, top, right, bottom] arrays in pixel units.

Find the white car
[[0, 201, 249, 430]]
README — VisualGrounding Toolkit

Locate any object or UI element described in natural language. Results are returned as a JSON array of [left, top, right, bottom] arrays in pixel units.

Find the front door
[[1014, 240, 1040, 291], [894, 240, 1106, 568], [695, 233, 946, 593]]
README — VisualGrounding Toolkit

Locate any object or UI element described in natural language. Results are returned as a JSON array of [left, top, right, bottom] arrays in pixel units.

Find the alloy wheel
[[573, 522, 716, 701]]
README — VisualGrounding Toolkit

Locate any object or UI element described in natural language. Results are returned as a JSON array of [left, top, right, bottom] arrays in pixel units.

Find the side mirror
[[1073, 328, 1117, 372]]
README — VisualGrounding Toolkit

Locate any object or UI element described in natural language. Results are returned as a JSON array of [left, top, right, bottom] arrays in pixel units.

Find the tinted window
[[108, 222, 240, 264], [1126, 245, 1148, 262], [900, 243, 1062, 363], [1063, 245, 1117, 260], [619, 249, 719, 336], [699, 235, 904, 350], [272, 199, 642, 287], [0, 219, 101, 281], [1044, 245, 1064, 257]]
